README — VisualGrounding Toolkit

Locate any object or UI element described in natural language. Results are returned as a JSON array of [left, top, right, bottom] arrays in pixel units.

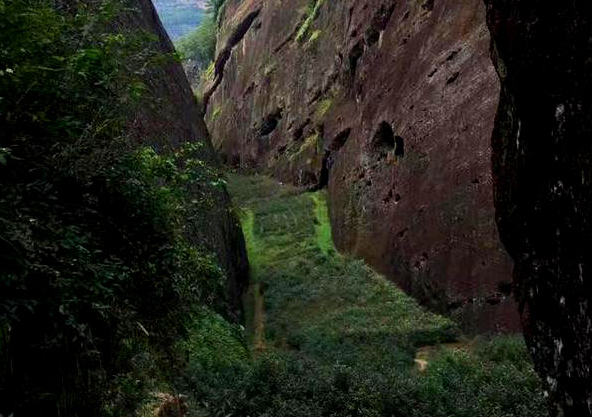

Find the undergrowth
[[180, 174, 547, 416], [0, 1, 229, 415]]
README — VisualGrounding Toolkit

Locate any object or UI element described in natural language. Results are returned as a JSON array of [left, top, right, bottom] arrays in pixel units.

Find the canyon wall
[[485, 1, 592, 414], [131, 0, 249, 319], [206, 0, 517, 331]]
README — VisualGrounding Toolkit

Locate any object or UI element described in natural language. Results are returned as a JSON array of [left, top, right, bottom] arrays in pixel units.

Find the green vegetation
[[175, 14, 217, 64], [212, 105, 222, 121], [315, 97, 334, 121], [181, 174, 547, 416], [309, 29, 323, 44], [0, 1, 229, 415], [205, 0, 228, 22], [183, 309, 249, 373], [312, 191, 334, 255], [175, 0, 227, 69], [296, 0, 328, 43], [290, 131, 322, 161]]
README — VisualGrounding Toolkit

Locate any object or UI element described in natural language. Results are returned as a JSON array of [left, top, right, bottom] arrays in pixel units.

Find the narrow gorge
[[204, 0, 516, 332], [1, 0, 591, 416]]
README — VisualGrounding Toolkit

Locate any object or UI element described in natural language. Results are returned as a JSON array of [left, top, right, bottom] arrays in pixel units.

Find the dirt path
[[414, 340, 474, 372]]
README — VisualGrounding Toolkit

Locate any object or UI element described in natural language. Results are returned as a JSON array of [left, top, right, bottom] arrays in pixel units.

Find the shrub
[[175, 15, 217, 65], [0, 1, 226, 415], [183, 175, 546, 417], [174, 0, 228, 67]]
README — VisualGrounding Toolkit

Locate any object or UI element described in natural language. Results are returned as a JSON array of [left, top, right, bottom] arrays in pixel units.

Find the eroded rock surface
[[206, 0, 516, 330], [485, 1, 592, 414]]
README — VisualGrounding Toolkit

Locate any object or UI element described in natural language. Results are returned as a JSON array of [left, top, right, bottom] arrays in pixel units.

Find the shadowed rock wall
[[206, 0, 517, 331], [485, 1, 592, 414], [131, 0, 249, 319]]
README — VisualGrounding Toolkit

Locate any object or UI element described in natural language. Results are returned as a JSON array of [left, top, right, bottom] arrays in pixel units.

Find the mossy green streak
[[312, 191, 333, 256]]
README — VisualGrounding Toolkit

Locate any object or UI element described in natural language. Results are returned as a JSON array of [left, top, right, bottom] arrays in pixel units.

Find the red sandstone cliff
[[206, 0, 517, 331]]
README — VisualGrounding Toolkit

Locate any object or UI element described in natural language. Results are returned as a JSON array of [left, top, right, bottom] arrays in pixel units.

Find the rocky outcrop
[[206, 0, 516, 330], [129, 0, 249, 320], [485, 1, 592, 414]]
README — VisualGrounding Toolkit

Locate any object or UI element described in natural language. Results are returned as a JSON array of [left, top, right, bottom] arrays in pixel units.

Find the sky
[[154, 0, 206, 40]]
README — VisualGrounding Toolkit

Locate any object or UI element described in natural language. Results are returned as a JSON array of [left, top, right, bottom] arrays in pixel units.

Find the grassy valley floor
[[181, 174, 546, 417]]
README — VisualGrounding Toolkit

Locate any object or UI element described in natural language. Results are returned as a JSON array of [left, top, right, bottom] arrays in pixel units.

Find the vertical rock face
[[132, 0, 249, 319], [207, 0, 517, 330], [484, 1, 592, 415]]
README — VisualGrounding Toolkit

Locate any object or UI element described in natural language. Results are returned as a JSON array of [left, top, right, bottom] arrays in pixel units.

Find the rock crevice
[[203, 8, 261, 109]]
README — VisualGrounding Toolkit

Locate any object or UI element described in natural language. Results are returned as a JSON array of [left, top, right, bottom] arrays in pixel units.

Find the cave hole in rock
[[446, 49, 460, 61], [447, 299, 464, 311], [332, 127, 352, 151], [293, 119, 310, 141], [373, 121, 405, 159], [486, 295, 502, 306], [260, 109, 283, 136], [422, 0, 434, 11], [383, 189, 393, 203], [365, 28, 380, 46], [366, 4, 396, 46], [394, 135, 405, 157], [348, 40, 365, 79], [498, 281, 513, 296], [446, 71, 460, 85], [293, 126, 304, 141], [319, 152, 331, 189], [373, 121, 395, 149]]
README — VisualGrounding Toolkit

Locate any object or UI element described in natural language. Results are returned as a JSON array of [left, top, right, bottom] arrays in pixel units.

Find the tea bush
[[181, 174, 547, 417]]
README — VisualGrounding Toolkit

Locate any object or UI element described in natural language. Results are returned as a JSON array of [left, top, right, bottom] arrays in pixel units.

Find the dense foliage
[[177, 174, 547, 417], [175, 14, 217, 65], [174, 0, 227, 70], [0, 1, 225, 415], [186, 342, 545, 417]]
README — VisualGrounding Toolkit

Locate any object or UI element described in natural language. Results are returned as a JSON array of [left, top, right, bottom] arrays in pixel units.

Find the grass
[[227, 173, 458, 366], [312, 191, 333, 255], [179, 173, 547, 416]]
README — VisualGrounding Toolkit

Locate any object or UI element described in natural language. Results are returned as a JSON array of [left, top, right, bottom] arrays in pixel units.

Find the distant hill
[[154, 0, 206, 40]]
